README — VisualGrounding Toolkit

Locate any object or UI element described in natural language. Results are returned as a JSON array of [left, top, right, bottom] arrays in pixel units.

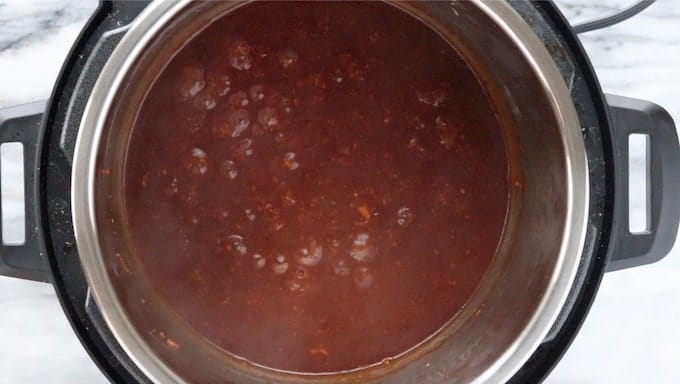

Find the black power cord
[[572, 0, 656, 34]]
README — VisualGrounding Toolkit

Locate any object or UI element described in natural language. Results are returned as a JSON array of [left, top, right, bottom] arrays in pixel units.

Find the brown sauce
[[123, 1, 509, 374]]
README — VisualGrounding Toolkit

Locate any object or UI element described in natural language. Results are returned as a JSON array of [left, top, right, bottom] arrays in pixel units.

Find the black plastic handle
[[606, 94, 680, 271], [0, 101, 49, 282]]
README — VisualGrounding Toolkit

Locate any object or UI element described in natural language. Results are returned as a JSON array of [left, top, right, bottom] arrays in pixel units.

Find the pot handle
[[0, 101, 49, 282], [606, 94, 680, 271]]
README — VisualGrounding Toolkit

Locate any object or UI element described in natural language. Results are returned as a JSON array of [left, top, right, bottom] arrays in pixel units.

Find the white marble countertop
[[0, 1, 678, 383]]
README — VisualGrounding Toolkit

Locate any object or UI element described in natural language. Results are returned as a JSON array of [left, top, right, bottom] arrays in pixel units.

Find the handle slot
[[627, 133, 650, 234], [1, 142, 26, 246]]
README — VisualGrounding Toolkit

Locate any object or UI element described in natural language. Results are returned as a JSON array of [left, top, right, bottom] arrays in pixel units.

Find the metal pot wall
[[0, 1, 678, 383]]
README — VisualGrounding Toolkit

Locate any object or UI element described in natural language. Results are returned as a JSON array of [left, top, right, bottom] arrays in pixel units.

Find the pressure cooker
[[0, 1, 678, 383]]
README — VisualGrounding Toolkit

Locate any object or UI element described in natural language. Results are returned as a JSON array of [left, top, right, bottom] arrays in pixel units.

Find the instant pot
[[0, 1, 678, 383]]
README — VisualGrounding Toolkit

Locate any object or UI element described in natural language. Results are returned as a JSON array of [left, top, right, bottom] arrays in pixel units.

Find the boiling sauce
[[124, 1, 509, 373]]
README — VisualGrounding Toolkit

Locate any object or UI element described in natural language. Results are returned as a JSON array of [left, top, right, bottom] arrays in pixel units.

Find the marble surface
[[0, 1, 678, 383]]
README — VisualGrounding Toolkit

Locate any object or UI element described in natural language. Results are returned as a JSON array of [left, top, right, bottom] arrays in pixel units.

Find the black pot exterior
[[507, 2, 613, 381], [41, 3, 155, 383], [0, 1, 674, 383]]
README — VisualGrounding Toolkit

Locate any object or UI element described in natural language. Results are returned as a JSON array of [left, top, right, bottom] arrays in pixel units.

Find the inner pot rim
[[71, 1, 589, 383]]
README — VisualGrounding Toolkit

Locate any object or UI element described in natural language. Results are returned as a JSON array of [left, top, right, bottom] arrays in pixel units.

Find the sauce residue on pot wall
[[122, 0, 509, 374]]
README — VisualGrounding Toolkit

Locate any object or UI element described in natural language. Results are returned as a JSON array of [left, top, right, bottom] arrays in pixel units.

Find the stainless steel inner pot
[[71, 1, 589, 383]]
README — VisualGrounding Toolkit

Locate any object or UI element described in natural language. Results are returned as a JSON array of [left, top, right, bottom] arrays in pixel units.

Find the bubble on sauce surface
[[245, 208, 256, 222], [220, 160, 238, 179], [154, 330, 180, 352], [177, 65, 205, 99], [278, 96, 293, 115], [416, 88, 445, 107], [193, 94, 217, 110], [297, 244, 323, 266], [407, 136, 425, 153], [225, 235, 247, 256], [333, 259, 351, 276], [274, 132, 286, 144], [269, 220, 285, 232], [287, 280, 303, 292], [272, 255, 289, 275], [228, 109, 251, 137], [163, 177, 179, 196], [354, 266, 374, 289], [277, 47, 298, 68], [191, 147, 206, 158], [350, 233, 377, 262], [435, 116, 456, 149], [238, 138, 254, 157], [410, 116, 426, 131], [186, 81, 206, 98], [249, 84, 265, 102], [218, 75, 231, 96], [188, 148, 208, 175], [228, 40, 252, 70], [396, 207, 414, 226], [257, 106, 279, 128], [227, 91, 249, 108], [295, 265, 308, 279], [435, 115, 447, 130], [283, 152, 300, 170], [353, 233, 369, 247], [350, 246, 377, 263], [253, 253, 265, 269]]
